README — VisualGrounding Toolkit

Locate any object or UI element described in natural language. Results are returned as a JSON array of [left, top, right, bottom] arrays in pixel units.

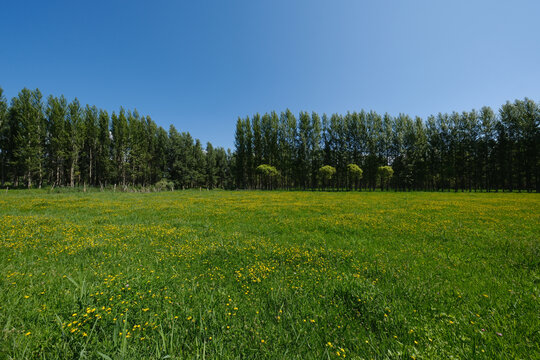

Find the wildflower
[[25, 332, 31, 336]]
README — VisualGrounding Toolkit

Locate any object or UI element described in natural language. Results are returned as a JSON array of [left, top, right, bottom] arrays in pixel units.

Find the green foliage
[[9, 88, 46, 188], [0, 87, 9, 185], [256, 164, 279, 177], [1, 86, 539, 192], [318, 165, 336, 185], [154, 178, 174, 191], [347, 164, 363, 179], [377, 165, 394, 190], [256, 164, 279, 190]]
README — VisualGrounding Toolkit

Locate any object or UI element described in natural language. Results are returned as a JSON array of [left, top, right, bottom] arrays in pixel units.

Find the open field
[[0, 190, 538, 359]]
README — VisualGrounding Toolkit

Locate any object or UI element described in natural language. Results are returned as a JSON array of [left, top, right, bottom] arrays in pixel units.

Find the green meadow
[[0, 190, 538, 359]]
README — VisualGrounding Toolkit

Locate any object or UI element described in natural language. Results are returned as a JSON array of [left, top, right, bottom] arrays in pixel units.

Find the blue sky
[[1, 0, 539, 149]]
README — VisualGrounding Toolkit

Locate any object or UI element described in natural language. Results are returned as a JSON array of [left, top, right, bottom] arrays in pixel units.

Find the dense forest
[[234, 103, 539, 192], [0, 87, 538, 192], [0, 88, 233, 190]]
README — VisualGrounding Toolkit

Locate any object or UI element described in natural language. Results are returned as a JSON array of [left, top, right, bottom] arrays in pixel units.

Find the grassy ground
[[0, 190, 538, 359]]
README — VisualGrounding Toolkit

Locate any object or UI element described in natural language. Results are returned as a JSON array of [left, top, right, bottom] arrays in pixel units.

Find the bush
[[155, 179, 174, 191]]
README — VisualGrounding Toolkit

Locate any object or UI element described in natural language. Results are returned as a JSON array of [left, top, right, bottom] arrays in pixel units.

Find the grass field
[[0, 190, 538, 359]]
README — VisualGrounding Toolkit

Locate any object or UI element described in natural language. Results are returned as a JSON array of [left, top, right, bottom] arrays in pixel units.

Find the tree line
[[1, 86, 538, 192], [0, 87, 233, 190], [234, 101, 539, 192]]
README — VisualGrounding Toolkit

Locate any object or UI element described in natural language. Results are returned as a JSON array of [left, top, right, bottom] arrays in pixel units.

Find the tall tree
[[0, 88, 8, 186], [296, 111, 311, 189], [96, 110, 111, 187], [244, 117, 253, 188], [9, 88, 46, 188], [82, 105, 99, 186], [66, 98, 84, 187], [205, 142, 216, 189], [45, 95, 68, 186], [234, 118, 246, 188], [310, 112, 322, 189], [111, 108, 129, 187]]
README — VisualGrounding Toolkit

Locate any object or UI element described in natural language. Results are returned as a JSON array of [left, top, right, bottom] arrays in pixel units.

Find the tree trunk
[[89, 150, 93, 186], [70, 161, 75, 187], [56, 161, 60, 187]]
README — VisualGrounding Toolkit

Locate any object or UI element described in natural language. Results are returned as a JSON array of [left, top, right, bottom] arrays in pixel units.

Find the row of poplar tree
[[234, 101, 539, 192], [0, 88, 233, 190], [0, 87, 538, 191]]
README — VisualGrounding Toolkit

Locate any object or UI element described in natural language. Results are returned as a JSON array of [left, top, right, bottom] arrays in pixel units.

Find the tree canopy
[[1, 86, 538, 192]]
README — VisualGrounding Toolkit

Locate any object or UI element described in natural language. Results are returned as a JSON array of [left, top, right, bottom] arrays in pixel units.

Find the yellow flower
[[25, 332, 31, 336]]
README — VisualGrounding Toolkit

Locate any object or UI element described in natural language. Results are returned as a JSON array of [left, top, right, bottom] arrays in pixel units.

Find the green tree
[[252, 114, 263, 171], [0, 88, 8, 185], [234, 118, 246, 188], [66, 98, 84, 187], [82, 105, 99, 186], [154, 126, 169, 183], [205, 142, 216, 189], [214, 147, 231, 189], [318, 165, 336, 190], [297, 111, 311, 189], [310, 112, 322, 189], [478, 107, 496, 191], [244, 117, 254, 188], [45, 95, 68, 186], [347, 164, 363, 190], [9, 88, 46, 188], [256, 164, 279, 190], [377, 165, 394, 191], [192, 139, 206, 187], [279, 110, 296, 189], [96, 109, 111, 187], [111, 108, 129, 187]]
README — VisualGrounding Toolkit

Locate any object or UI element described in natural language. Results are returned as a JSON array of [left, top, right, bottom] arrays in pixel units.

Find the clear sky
[[1, 0, 539, 149]]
